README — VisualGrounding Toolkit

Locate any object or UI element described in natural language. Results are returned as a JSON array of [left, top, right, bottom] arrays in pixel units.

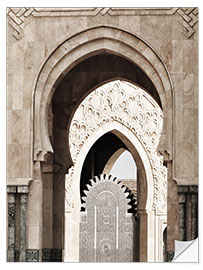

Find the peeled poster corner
[[172, 238, 199, 262]]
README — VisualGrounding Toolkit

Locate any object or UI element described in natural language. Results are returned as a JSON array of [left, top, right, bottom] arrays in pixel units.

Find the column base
[[26, 249, 40, 262], [166, 251, 174, 262], [13, 249, 62, 262], [42, 249, 62, 262]]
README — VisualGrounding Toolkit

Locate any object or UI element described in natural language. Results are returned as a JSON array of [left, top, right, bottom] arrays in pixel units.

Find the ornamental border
[[7, 7, 198, 40]]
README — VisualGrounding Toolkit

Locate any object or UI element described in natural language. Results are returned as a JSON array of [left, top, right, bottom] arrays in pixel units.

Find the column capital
[[7, 186, 17, 193], [177, 185, 188, 193], [177, 185, 198, 194], [17, 185, 29, 194], [189, 185, 198, 193]]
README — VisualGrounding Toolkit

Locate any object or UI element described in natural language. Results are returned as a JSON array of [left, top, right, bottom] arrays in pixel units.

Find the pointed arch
[[32, 26, 173, 162]]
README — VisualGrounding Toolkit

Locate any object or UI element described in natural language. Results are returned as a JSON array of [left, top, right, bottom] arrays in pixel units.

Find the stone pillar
[[26, 161, 43, 262], [7, 186, 17, 262], [18, 186, 29, 262]]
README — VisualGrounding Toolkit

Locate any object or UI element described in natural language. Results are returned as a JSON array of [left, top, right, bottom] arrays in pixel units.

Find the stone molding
[[67, 80, 167, 214], [7, 7, 198, 40]]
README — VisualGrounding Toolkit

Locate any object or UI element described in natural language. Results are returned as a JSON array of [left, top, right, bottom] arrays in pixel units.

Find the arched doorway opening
[[64, 80, 167, 262], [79, 132, 138, 262], [32, 26, 172, 262], [80, 132, 137, 199]]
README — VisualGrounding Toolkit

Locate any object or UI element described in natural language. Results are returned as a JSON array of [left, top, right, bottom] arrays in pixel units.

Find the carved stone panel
[[79, 175, 136, 262]]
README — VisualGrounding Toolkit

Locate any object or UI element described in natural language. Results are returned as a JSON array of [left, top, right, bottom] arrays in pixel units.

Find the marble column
[[18, 186, 29, 262], [7, 186, 17, 262]]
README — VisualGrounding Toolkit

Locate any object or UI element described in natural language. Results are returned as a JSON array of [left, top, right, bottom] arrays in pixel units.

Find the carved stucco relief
[[67, 80, 167, 214], [65, 166, 75, 212]]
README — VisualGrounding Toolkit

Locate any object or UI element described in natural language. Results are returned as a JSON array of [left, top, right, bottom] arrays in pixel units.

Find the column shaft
[[19, 193, 28, 261], [7, 188, 16, 262], [178, 193, 186, 241]]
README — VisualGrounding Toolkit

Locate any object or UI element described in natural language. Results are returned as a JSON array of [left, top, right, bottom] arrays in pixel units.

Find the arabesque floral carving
[[67, 80, 167, 214]]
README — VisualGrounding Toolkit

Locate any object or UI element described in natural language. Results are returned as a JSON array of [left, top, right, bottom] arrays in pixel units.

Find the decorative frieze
[[7, 7, 198, 40]]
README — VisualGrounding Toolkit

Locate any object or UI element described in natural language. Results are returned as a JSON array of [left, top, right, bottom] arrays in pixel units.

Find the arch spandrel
[[33, 26, 173, 162]]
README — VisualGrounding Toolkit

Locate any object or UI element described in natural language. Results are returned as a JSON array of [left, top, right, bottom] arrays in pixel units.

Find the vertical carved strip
[[178, 193, 186, 241], [18, 186, 29, 262], [65, 166, 74, 213], [7, 186, 16, 262], [191, 193, 198, 239]]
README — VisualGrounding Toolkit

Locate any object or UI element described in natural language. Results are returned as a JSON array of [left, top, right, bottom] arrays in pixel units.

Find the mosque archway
[[32, 27, 171, 262], [64, 80, 167, 261]]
